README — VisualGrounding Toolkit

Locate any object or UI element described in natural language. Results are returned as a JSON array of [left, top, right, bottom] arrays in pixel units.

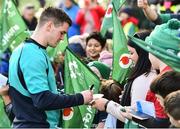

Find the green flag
[[100, 0, 126, 36], [62, 48, 100, 128], [112, 3, 131, 83], [0, 98, 11, 128], [0, 0, 29, 54], [47, 35, 68, 60]]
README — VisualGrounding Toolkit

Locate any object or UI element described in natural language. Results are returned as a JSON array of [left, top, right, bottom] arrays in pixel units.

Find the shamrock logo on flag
[[63, 107, 74, 121], [119, 54, 132, 68]]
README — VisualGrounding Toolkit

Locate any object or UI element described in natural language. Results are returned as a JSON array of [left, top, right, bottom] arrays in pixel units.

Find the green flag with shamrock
[[100, 0, 126, 36], [112, 3, 131, 83], [62, 48, 100, 128], [0, 0, 29, 54]]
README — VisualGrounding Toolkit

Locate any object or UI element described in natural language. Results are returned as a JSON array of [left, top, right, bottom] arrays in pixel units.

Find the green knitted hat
[[145, 19, 180, 53], [128, 19, 180, 72], [88, 61, 111, 79]]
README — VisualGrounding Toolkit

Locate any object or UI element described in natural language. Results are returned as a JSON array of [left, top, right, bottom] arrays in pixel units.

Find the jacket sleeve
[[106, 101, 125, 123], [31, 91, 84, 110]]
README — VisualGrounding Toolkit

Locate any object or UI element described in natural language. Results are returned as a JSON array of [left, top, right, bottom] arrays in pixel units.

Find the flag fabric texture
[[0, 98, 11, 127], [62, 48, 100, 128], [100, 0, 126, 36], [0, 0, 29, 54], [112, 3, 132, 84]]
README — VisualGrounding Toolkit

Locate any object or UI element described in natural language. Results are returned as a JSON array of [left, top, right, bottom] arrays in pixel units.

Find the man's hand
[[0, 85, 9, 96], [0, 85, 11, 105], [81, 90, 93, 104], [91, 98, 108, 111], [137, 0, 149, 9]]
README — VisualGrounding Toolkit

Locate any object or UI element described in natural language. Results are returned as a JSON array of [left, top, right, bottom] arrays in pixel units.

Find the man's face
[[48, 22, 69, 47], [167, 114, 180, 128]]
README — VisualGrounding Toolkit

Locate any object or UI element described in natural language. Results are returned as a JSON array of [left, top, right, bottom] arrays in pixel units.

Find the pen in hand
[[90, 84, 94, 90]]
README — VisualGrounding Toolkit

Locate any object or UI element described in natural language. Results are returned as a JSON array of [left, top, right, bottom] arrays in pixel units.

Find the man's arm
[[30, 91, 85, 110]]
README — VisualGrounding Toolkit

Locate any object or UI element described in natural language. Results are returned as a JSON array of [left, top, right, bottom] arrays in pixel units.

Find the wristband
[[104, 100, 110, 111]]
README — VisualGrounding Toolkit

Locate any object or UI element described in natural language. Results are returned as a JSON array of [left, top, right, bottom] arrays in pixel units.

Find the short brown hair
[[100, 79, 122, 103], [164, 90, 180, 120], [150, 71, 180, 98], [86, 32, 106, 48], [39, 7, 72, 27]]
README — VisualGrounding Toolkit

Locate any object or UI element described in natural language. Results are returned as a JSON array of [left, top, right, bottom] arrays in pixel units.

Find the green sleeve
[[159, 14, 171, 23]]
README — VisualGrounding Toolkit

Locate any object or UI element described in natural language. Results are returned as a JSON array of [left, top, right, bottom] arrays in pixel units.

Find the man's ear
[[45, 21, 53, 32]]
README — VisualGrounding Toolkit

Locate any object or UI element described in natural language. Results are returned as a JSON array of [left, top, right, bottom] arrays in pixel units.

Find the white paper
[[0, 74, 8, 88]]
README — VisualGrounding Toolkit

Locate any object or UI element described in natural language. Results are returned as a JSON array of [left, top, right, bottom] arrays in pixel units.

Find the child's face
[[167, 114, 180, 128], [86, 39, 102, 59], [118, 12, 129, 21]]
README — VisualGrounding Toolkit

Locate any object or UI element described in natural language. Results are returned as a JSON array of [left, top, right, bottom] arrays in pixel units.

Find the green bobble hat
[[128, 19, 180, 72], [88, 61, 111, 79]]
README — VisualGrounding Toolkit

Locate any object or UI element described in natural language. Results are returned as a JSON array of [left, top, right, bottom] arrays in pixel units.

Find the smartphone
[[0, 74, 8, 88], [130, 110, 152, 120]]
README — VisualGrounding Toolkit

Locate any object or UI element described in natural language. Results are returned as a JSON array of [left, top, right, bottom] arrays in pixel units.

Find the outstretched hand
[[0, 85, 9, 96], [137, 0, 149, 9]]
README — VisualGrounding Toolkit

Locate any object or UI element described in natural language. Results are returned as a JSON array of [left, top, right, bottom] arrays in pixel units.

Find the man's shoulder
[[15, 42, 46, 61]]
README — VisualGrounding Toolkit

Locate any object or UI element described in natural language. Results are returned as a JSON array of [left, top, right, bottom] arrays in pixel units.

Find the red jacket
[[76, 6, 105, 34], [146, 66, 172, 118]]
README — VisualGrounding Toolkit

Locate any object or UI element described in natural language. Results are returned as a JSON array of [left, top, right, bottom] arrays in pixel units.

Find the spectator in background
[[88, 61, 111, 80], [118, 7, 139, 37], [137, 0, 180, 25], [159, 0, 178, 14], [85, 32, 106, 62], [62, 0, 81, 37], [76, 0, 105, 34], [88, 61, 111, 128], [164, 90, 180, 128], [98, 50, 113, 68], [101, 80, 122, 128], [22, 4, 37, 31], [68, 43, 86, 59], [150, 71, 180, 107]]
